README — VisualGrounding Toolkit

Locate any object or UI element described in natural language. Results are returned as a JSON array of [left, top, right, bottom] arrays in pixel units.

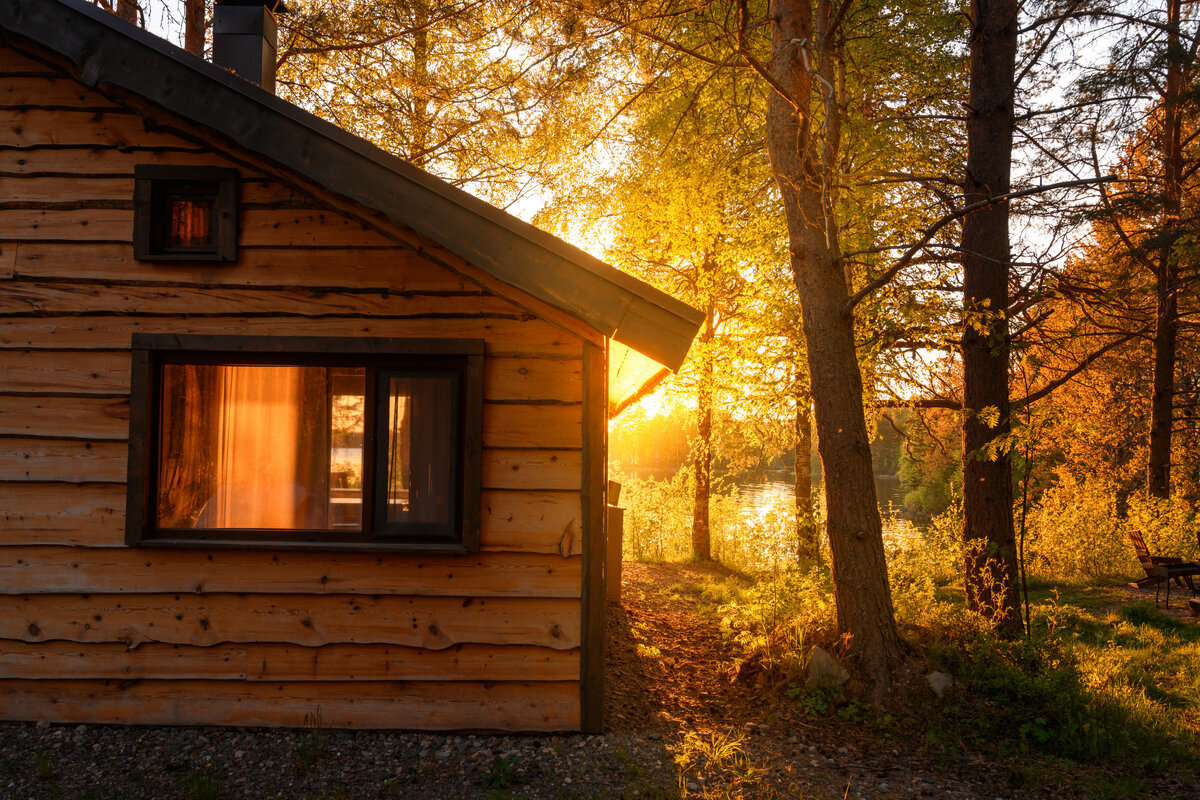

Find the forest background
[[107, 0, 1200, 789]]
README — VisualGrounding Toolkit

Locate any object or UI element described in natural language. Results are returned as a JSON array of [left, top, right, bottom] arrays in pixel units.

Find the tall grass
[[615, 467, 818, 573]]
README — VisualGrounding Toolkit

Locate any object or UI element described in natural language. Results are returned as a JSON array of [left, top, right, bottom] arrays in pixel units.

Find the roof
[[0, 0, 703, 372]]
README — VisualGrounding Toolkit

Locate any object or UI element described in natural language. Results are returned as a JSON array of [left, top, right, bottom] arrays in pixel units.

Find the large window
[[126, 335, 482, 551]]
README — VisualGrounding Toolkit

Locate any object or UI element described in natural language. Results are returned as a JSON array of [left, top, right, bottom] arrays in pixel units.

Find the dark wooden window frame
[[126, 333, 484, 553], [133, 165, 238, 262]]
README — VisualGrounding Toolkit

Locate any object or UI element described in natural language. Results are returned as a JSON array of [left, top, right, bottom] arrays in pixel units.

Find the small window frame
[[133, 165, 238, 262], [125, 334, 484, 553]]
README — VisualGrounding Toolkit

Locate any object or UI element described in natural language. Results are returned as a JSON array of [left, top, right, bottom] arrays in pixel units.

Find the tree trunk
[[409, 4, 432, 168], [1149, 274, 1179, 498], [692, 313, 714, 561], [184, 0, 205, 57], [765, 0, 902, 685], [794, 386, 818, 564], [960, 0, 1022, 633], [116, 0, 138, 24], [1147, 0, 1184, 499]]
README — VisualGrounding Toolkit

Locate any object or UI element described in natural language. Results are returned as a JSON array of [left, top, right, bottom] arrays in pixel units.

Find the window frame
[[133, 165, 238, 262], [125, 334, 484, 553]]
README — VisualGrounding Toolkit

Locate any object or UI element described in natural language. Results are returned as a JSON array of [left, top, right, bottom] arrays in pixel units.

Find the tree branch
[[842, 175, 1117, 314], [1014, 332, 1141, 409]]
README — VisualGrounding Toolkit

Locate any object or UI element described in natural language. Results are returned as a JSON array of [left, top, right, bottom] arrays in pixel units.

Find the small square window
[[134, 166, 237, 261]]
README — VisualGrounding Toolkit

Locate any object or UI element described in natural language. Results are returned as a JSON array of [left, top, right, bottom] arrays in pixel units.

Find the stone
[[926, 671, 955, 700], [805, 646, 850, 689]]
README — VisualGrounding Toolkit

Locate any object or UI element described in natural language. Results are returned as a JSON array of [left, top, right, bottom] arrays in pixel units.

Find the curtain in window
[[158, 365, 330, 529]]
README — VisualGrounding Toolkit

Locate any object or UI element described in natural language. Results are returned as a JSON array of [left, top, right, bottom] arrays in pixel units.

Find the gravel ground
[[0, 723, 678, 799], [0, 718, 1027, 800]]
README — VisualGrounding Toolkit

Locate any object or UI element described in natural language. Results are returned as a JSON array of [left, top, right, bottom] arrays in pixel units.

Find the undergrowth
[[695, 565, 1200, 772], [614, 467, 817, 573]]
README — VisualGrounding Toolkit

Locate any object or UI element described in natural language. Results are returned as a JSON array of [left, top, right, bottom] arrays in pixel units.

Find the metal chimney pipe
[[212, 0, 286, 92]]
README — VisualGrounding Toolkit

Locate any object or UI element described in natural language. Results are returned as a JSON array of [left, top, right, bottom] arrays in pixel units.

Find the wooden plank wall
[[0, 45, 587, 731]]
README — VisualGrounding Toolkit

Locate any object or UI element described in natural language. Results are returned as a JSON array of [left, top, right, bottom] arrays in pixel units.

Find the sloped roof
[[0, 0, 703, 371]]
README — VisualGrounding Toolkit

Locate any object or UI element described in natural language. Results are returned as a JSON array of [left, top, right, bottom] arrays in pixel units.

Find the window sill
[[132, 536, 475, 555], [134, 251, 234, 263]]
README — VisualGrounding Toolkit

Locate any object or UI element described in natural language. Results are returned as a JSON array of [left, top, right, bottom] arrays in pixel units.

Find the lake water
[[619, 466, 923, 529]]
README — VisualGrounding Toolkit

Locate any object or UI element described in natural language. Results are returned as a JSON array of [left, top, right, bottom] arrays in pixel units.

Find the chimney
[[212, 1, 287, 92]]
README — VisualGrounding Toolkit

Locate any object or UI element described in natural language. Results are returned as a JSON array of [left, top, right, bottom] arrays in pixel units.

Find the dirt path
[[606, 561, 752, 737], [605, 561, 1021, 800]]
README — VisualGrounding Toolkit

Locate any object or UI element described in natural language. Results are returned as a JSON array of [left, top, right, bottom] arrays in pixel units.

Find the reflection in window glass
[[386, 375, 454, 526], [167, 196, 213, 248], [156, 364, 365, 530]]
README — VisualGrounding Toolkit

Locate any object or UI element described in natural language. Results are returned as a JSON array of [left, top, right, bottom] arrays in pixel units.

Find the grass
[[296, 707, 331, 773], [178, 766, 222, 800], [919, 588, 1200, 768], [669, 727, 779, 800], [35, 750, 52, 780], [483, 755, 519, 789]]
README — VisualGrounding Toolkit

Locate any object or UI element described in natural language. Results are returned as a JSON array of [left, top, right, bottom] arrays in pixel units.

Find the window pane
[[385, 375, 455, 526], [157, 364, 365, 531], [329, 368, 365, 530], [167, 196, 213, 248]]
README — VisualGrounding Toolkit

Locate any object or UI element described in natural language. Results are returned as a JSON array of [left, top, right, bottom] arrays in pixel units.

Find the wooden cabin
[[0, 0, 702, 732]]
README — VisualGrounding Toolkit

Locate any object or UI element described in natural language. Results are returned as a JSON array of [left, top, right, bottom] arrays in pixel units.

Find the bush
[[1125, 493, 1200, 563], [702, 565, 835, 684], [889, 496, 962, 582], [1024, 476, 1200, 580], [614, 467, 820, 573], [617, 468, 696, 564]]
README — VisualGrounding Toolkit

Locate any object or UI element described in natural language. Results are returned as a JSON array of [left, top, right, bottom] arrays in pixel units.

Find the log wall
[[0, 44, 588, 730]]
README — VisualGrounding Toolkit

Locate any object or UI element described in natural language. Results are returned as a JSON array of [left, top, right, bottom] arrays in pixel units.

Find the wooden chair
[[1128, 529, 1200, 608]]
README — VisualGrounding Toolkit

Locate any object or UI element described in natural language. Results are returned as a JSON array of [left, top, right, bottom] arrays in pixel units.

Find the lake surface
[[738, 477, 922, 538], [620, 466, 923, 535]]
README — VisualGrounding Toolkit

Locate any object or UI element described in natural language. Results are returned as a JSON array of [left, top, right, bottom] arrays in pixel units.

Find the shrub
[[694, 564, 836, 691], [614, 467, 821, 573], [1125, 493, 1200, 563], [1024, 476, 1200, 580], [617, 468, 696, 564]]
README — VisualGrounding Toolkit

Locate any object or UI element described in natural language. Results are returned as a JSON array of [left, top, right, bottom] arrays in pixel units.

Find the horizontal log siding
[[0, 680, 579, 731], [0, 49, 587, 730], [0, 439, 582, 489], [0, 547, 581, 597], [0, 641, 579, 682], [1, 485, 584, 554], [3, 594, 581, 650]]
